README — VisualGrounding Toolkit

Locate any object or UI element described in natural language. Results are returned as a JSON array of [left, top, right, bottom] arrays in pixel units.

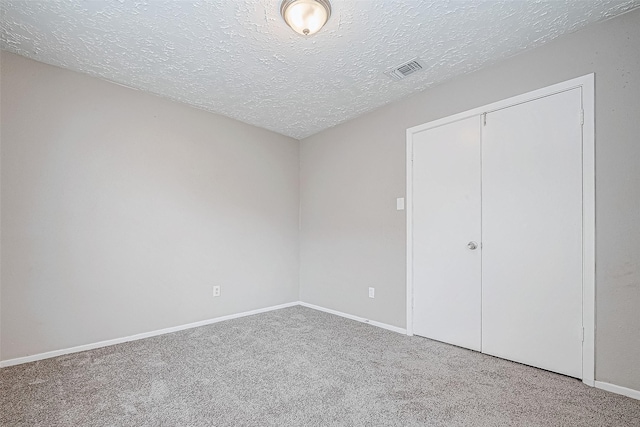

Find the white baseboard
[[0, 301, 299, 368], [595, 381, 640, 400], [1, 301, 404, 368], [298, 301, 407, 335], [8, 301, 634, 402]]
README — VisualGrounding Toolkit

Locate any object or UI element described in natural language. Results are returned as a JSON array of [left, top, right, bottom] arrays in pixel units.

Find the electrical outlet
[[368, 287, 375, 298], [213, 285, 221, 297]]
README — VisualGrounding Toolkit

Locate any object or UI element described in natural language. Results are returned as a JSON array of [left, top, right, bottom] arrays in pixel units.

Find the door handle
[[467, 241, 478, 250]]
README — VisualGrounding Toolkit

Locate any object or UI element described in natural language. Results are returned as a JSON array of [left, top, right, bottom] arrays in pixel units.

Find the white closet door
[[412, 116, 482, 351], [481, 88, 583, 378]]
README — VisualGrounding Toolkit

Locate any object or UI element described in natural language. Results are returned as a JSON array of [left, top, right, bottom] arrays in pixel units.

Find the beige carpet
[[1, 306, 639, 426]]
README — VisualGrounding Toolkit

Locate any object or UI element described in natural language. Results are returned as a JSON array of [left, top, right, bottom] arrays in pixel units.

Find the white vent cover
[[386, 58, 424, 81]]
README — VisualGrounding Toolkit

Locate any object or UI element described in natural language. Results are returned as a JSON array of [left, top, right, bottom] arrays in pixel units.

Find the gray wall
[[300, 9, 640, 390], [0, 52, 300, 361]]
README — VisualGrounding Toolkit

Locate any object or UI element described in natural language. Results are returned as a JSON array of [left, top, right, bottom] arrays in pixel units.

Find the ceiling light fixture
[[280, 0, 331, 36]]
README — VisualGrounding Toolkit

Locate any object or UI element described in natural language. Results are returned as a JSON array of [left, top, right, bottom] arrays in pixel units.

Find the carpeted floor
[[1, 306, 639, 426]]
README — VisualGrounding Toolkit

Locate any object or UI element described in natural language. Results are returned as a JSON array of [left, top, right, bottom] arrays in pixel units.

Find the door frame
[[405, 74, 595, 386]]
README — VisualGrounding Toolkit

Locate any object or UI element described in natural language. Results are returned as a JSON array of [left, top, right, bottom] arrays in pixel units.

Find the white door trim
[[406, 74, 595, 386]]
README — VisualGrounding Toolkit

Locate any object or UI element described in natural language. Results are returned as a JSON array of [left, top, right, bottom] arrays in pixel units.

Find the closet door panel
[[412, 116, 482, 351], [481, 89, 583, 378]]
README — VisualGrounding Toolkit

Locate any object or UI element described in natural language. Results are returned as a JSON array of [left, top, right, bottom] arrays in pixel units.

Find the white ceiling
[[1, 1, 639, 139]]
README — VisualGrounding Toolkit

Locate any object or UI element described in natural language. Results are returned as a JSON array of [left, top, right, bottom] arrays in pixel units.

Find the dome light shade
[[280, 0, 331, 36]]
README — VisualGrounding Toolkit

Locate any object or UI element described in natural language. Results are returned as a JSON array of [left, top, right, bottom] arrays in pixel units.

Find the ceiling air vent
[[386, 58, 424, 81]]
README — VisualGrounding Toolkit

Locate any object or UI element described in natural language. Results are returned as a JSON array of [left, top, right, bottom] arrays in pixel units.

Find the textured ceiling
[[1, 1, 639, 139]]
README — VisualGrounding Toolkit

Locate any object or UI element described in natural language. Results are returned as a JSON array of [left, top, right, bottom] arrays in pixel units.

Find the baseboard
[[298, 301, 407, 335], [2, 300, 406, 368], [8, 300, 626, 399], [0, 301, 299, 368], [595, 381, 640, 400]]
